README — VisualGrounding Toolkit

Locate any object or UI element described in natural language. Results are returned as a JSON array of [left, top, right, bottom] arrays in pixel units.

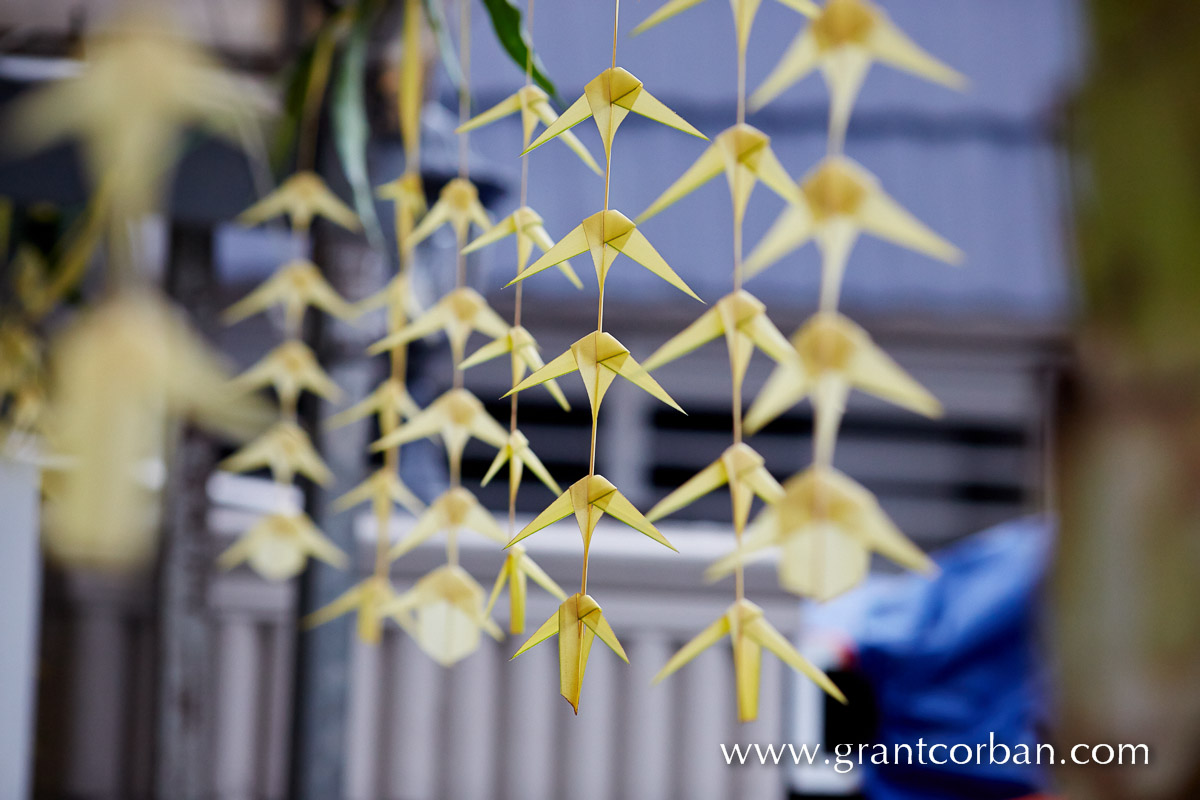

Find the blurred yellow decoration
[[10, 248, 52, 319], [744, 311, 940, 461], [709, 466, 934, 600], [637, 124, 801, 228], [332, 466, 425, 516], [239, 171, 361, 234], [647, 442, 783, 532], [505, 331, 684, 423], [463, 206, 583, 288], [509, 474, 677, 553], [231, 340, 342, 409], [510, 209, 701, 301], [0, 322, 39, 383], [513, 592, 628, 713], [750, 0, 965, 149], [633, 0, 819, 55], [0, 320, 46, 436], [485, 544, 567, 635], [218, 512, 347, 581], [3, 382, 46, 439], [41, 292, 268, 570], [653, 599, 844, 722], [461, 325, 571, 411], [375, 172, 427, 253], [308, 0, 428, 646], [7, 16, 254, 221], [367, 286, 508, 365], [355, 271, 424, 334], [224, 258, 358, 331], [408, 177, 492, 247], [371, 387, 507, 477], [10, 186, 106, 320], [386, 565, 503, 666], [642, 290, 795, 387], [456, 86, 603, 174], [481, 430, 562, 507], [304, 575, 395, 645], [744, 156, 961, 308], [0, 315, 46, 436], [397, 0, 425, 165], [523, 67, 707, 162], [390, 486, 507, 558], [328, 377, 422, 430], [221, 420, 333, 486]]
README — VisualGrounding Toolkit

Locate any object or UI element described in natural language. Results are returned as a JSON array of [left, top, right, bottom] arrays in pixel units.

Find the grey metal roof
[[455, 0, 1081, 324]]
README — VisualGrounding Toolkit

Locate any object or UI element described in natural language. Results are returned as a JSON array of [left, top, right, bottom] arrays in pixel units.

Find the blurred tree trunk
[[1053, 2, 1200, 798]]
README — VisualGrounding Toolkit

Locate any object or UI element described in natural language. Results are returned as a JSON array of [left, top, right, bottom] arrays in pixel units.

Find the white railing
[[43, 475, 815, 800], [336, 510, 805, 800]]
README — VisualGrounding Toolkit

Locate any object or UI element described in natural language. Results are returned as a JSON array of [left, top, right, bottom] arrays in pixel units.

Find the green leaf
[[421, 0, 465, 95], [269, 44, 314, 174], [480, 0, 559, 101], [332, 0, 385, 253], [270, 9, 350, 175]]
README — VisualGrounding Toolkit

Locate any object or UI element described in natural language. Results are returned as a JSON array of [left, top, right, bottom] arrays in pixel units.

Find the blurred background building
[[0, 0, 1081, 798]]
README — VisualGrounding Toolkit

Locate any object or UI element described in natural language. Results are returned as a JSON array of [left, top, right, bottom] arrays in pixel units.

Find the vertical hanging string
[[446, 0, 474, 568], [457, 0, 472, 180], [281, 310, 302, 424], [453, 0, 472, 393], [813, 77, 851, 603], [377, 269, 413, 582], [611, 0, 620, 70], [297, 19, 339, 175], [731, 29, 748, 605], [376, 0, 423, 584], [508, 0, 537, 542], [279, 297, 303, 511], [582, 0, 622, 597]]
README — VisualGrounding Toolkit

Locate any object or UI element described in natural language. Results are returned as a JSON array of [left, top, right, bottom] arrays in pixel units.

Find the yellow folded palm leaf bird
[[230, 340, 342, 409], [456, 85, 602, 174], [512, 592, 628, 714], [653, 599, 845, 723], [220, 420, 333, 486], [745, 156, 962, 310], [389, 487, 508, 560], [708, 465, 934, 600], [485, 544, 567, 635], [463, 205, 583, 287], [633, 0, 818, 59], [523, 67, 707, 163], [638, 124, 802, 230], [370, 388, 508, 478], [750, 0, 966, 151], [367, 287, 509, 366], [744, 311, 941, 463], [409, 178, 491, 247], [303, 575, 396, 645], [461, 325, 571, 411], [239, 171, 361, 234], [509, 209, 702, 301], [505, 331, 684, 424], [385, 565, 503, 666], [218, 512, 346, 581], [224, 259, 358, 332]]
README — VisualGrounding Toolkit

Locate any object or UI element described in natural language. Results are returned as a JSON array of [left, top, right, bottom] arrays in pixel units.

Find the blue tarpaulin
[[807, 516, 1054, 800]]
